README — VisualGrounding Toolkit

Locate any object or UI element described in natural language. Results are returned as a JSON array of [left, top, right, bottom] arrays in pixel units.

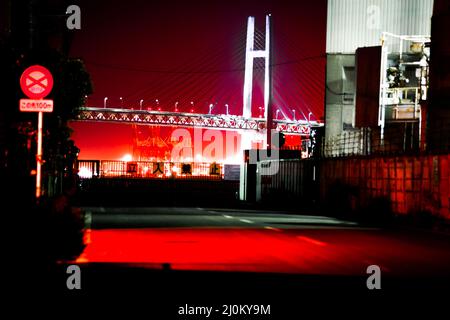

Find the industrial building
[[325, 0, 434, 156]]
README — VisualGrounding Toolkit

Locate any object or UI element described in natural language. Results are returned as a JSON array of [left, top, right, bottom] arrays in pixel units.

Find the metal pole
[[379, 42, 388, 147], [266, 14, 273, 150], [36, 111, 43, 200]]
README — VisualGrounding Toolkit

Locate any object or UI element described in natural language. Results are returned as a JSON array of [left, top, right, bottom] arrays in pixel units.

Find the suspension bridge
[[73, 14, 324, 182]]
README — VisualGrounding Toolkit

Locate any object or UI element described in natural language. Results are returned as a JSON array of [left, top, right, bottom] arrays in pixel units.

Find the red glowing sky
[[69, 0, 326, 160]]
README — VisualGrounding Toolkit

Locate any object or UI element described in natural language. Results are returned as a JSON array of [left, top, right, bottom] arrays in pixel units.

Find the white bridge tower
[[241, 14, 273, 150], [240, 14, 274, 201]]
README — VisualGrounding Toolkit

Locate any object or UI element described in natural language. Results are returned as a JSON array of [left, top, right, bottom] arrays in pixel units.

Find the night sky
[[69, 0, 326, 160]]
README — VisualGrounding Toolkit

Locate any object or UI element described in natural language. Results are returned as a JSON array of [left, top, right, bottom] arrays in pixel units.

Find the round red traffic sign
[[20, 65, 54, 99]]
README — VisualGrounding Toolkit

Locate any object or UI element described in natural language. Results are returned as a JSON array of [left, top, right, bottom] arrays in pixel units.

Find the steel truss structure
[[75, 107, 318, 135]]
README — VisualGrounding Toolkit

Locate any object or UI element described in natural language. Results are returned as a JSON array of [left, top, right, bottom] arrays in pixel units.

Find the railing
[[383, 87, 421, 121], [322, 123, 434, 158], [323, 129, 369, 157], [77, 160, 224, 180]]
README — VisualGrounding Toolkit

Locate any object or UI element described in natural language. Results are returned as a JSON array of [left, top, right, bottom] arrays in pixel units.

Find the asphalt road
[[77, 207, 450, 279], [8, 206, 446, 313]]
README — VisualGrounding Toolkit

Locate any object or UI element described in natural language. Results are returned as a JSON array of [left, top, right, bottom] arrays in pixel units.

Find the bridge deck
[[75, 107, 321, 135]]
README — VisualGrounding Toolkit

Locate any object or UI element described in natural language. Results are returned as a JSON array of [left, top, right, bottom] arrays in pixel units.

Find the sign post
[[19, 65, 54, 200], [37, 111, 43, 199]]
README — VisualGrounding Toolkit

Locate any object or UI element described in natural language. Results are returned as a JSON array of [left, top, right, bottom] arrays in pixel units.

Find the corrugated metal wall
[[327, 0, 434, 53]]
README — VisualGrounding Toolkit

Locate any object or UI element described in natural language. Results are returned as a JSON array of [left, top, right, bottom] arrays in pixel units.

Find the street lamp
[[119, 97, 123, 108], [104, 97, 108, 108], [225, 104, 229, 115], [308, 112, 313, 123], [276, 109, 280, 120], [140, 99, 144, 110], [175, 101, 179, 112], [209, 103, 214, 114], [155, 99, 160, 111], [190, 101, 194, 113], [292, 109, 296, 121]]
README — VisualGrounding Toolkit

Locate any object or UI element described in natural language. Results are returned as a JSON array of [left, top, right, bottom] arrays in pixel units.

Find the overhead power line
[[84, 54, 326, 75]]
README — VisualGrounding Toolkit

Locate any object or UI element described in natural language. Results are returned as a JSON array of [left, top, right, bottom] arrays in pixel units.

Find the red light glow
[[75, 228, 450, 276], [77, 228, 337, 273]]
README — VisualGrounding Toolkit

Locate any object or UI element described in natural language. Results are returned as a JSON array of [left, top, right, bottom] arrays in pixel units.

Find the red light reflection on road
[[77, 228, 338, 274], [76, 228, 450, 276]]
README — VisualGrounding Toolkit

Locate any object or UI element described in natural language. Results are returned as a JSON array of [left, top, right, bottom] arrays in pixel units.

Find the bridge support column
[[240, 14, 272, 201], [242, 15, 271, 126]]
